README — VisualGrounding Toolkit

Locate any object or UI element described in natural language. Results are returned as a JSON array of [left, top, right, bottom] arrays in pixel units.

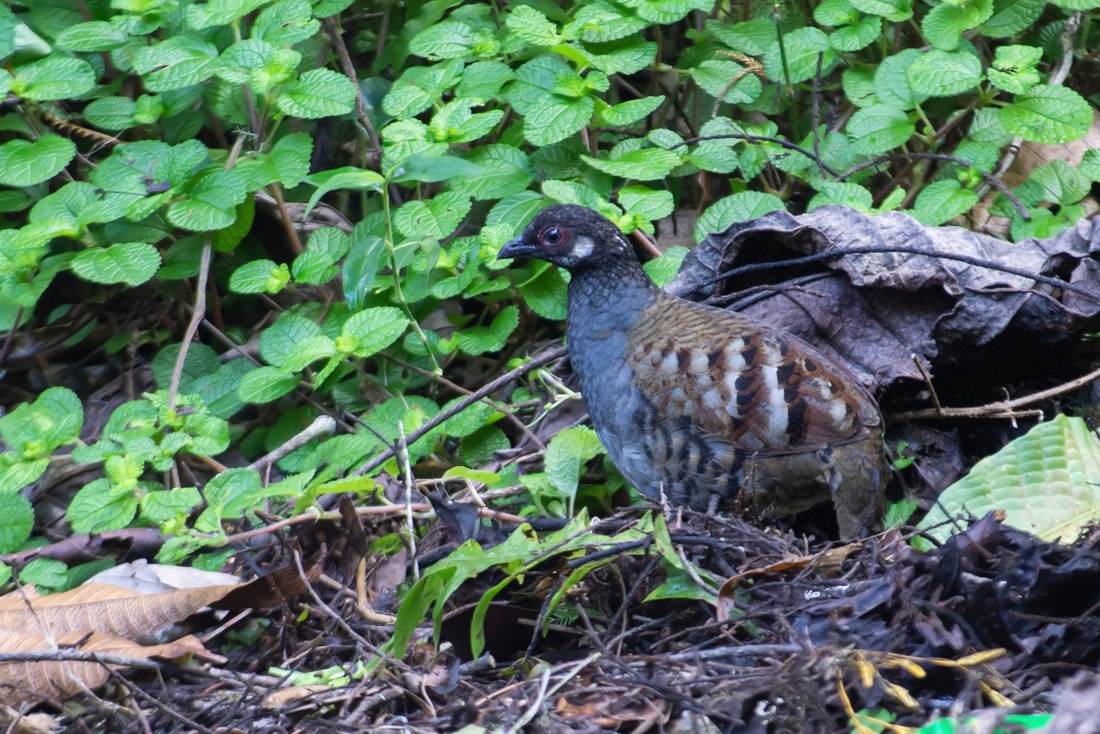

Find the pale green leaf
[[71, 242, 161, 286]]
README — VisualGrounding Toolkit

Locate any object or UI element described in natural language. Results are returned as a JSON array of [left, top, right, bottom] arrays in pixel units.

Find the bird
[[498, 204, 888, 538]]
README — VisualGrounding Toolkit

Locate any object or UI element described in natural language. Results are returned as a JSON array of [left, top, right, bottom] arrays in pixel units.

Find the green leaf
[[238, 367, 299, 403], [829, 16, 881, 51], [390, 152, 482, 184], [337, 307, 409, 358], [409, 21, 475, 60], [276, 68, 358, 119], [71, 242, 161, 286], [1028, 160, 1090, 206], [56, 20, 129, 52], [691, 60, 762, 105], [917, 415, 1100, 544], [0, 135, 76, 187], [619, 185, 674, 222], [167, 167, 249, 231], [874, 49, 925, 110], [520, 266, 569, 320], [581, 148, 682, 180], [809, 181, 874, 212], [846, 104, 915, 155], [67, 478, 138, 533], [1001, 85, 1093, 144], [449, 145, 533, 201], [567, 1, 648, 42], [842, 67, 877, 107], [597, 96, 665, 126], [84, 96, 138, 130], [261, 313, 321, 367], [455, 306, 518, 356], [293, 227, 349, 285], [11, 54, 96, 100], [922, 0, 992, 50], [643, 246, 688, 287], [617, 0, 715, 24], [187, 0, 271, 30], [0, 493, 33, 554], [133, 36, 219, 92], [253, 0, 320, 46], [384, 60, 463, 119], [508, 56, 594, 146], [980, 0, 1045, 37], [907, 50, 982, 97], [343, 227, 387, 309], [849, 0, 912, 21], [506, 6, 560, 46], [762, 27, 834, 84], [304, 166, 385, 215], [393, 191, 472, 239], [229, 259, 291, 294], [267, 132, 314, 187], [0, 387, 83, 457], [910, 180, 979, 225], [987, 44, 1042, 94], [695, 192, 786, 243], [140, 487, 202, 525], [545, 426, 605, 510]]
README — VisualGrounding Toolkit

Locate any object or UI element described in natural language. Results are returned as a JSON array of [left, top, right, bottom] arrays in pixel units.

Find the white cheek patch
[[571, 234, 596, 260]]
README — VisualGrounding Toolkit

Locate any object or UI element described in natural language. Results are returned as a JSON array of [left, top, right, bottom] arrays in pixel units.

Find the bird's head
[[497, 204, 635, 272]]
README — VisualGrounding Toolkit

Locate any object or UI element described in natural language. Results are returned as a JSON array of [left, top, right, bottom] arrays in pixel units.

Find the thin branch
[[353, 347, 566, 477], [167, 237, 212, 410]]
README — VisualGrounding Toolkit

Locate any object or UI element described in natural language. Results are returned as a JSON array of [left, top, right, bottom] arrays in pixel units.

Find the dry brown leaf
[[260, 685, 332, 708], [0, 628, 216, 708], [0, 582, 241, 640]]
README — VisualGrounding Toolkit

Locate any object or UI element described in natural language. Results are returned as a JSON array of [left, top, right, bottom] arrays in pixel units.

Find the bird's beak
[[497, 234, 537, 261]]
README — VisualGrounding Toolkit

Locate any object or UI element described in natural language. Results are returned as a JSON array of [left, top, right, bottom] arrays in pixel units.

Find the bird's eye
[[542, 227, 564, 247]]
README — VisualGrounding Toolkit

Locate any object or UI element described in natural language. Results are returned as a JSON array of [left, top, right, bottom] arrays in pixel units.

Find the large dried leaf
[[0, 581, 241, 639], [918, 415, 1100, 543], [0, 628, 211, 708]]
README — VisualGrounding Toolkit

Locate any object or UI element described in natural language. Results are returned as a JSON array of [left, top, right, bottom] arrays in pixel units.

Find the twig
[[247, 415, 337, 474], [353, 347, 566, 476], [323, 17, 381, 158], [891, 362, 1100, 421], [912, 354, 942, 415], [396, 420, 420, 582], [167, 237, 212, 410]]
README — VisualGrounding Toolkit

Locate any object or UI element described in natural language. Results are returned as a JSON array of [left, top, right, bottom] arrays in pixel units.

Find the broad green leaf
[[187, 0, 271, 30], [545, 426, 604, 509], [261, 313, 321, 367], [847, 104, 915, 155], [507, 6, 560, 46], [140, 487, 202, 525], [455, 306, 518, 356], [842, 67, 877, 107], [383, 60, 463, 119], [229, 259, 291, 294], [987, 44, 1042, 94], [280, 335, 338, 372], [921, 0, 992, 50], [597, 96, 665, 126], [0, 135, 76, 187], [519, 266, 568, 320], [84, 96, 138, 130], [617, 0, 715, 24], [293, 227, 349, 285], [267, 132, 314, 187], [643, 246, 688, 287], [917, 415, 1100, 544], [449, 145, 533, 201], [390, 152, 482, 184], [304, 166, 385, 215], [809, 181, 874, 212], [238, 367, 299, 403], [830, 16, 881, 51], [874, 49, 925, 110], [620, 185, 674, 222], [581, 149, 681, 180], [850, 0, 912, 21], [71, 242, 161, 286], [343, 227, 387, 309], [691, 60, 762, 104], [0, 387, 83, 457], [276, 68, 357, 119], [393, 191, 471, 239], [409, 21, 475, 60], [167, 167, 249, 231], [1028, 160, 1090, 206], [910, 180, 979, 225], [695, 192, 785, 242], [133, 36, 219, 91], [56, 20, 129, 51], [1001, 85, 1093, 144], [67, 479, 138, 533], [567, 1, 648, 42], [0, 493, 33, 553], [253, 0, 320, 46], [980, 0, 1045, 37], [337, 307, 409, 358], [11, 55, 96, 100], [908, 50, 982, 97], [762, 27, 834, 84]]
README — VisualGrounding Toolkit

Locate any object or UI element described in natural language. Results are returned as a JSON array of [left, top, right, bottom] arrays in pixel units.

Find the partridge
[[498, 205, 888, 537]]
